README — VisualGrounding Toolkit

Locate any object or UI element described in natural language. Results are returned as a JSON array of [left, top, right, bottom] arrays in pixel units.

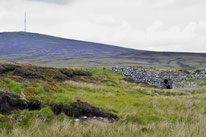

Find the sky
[[0, 0, 206, 52]]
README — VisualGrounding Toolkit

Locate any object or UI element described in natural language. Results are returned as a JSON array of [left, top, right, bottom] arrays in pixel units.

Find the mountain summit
[[0, 32, 136, 58], [0, 32, 206, 69]]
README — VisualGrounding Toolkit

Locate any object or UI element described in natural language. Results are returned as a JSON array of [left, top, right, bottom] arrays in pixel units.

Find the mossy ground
[[0, 68, 206, 137]]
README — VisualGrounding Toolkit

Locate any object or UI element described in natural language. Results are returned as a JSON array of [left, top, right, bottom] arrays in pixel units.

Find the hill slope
[[1, 32, 206, 69], [0, 32, 136, 58]]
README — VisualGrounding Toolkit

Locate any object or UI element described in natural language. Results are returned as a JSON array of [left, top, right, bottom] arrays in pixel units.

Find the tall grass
[[1, 110, 206, 137], [1, 68, 206, 137], [0, 78, 24, 93]]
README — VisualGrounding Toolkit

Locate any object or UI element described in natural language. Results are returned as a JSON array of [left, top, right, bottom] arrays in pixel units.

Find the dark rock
[[0, 62, 92, 81], [5, 92, 28, 109], [0, 63, 20, 74], [13, 67, 45, 80], [0, 91, 28, 114], [0, 90, 118, 122], [52, 100, 119, 121], [0, 91, 41, 114], [73, 70, 92, 76], [13, 66, 70, 81], [52, 103, 64, 115], [59, 68, 74, 77], [28, 100, 42, 111]]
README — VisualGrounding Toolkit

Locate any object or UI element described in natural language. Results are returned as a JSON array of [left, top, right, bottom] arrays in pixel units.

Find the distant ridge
[[0, 31, 206, 69], [0, 31, 137, 58]]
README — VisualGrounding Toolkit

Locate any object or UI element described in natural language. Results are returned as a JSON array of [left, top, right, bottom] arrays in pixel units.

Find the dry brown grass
[[64, 80, 105, 90], [2, 113, 206, 137]]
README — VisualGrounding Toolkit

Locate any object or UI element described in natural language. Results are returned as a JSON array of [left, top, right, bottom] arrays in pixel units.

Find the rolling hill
[[0, 31, 206, 69], [0, 32, 136, 57]]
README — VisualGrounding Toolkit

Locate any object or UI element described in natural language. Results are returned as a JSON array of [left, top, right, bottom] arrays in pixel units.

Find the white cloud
[[131, 21, 206, 52], [28, 0, 73, 4], [0, 0, 206, 52], [83, 18, 206, 52], [29, 0, 65, 4]]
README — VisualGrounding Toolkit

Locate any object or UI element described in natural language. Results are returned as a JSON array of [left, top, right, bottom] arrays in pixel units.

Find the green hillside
[[0, 62, 206, 137]]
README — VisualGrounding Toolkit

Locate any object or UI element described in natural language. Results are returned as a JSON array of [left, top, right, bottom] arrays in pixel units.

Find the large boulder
[[0, 90, 42, 114], [52, 100, 119, 121], [0, 91, 28, 114]]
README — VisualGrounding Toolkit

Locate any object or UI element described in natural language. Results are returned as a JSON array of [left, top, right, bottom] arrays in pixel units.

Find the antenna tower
[[24, 12, 27, 32]]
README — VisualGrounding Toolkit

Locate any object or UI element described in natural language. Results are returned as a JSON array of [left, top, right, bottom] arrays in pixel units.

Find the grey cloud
[[29, 0, 71, 4], [1, 0, 206, 52]]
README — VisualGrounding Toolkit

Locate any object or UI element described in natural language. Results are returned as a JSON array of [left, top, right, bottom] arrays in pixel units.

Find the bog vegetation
[[0, 63, 206, 137]]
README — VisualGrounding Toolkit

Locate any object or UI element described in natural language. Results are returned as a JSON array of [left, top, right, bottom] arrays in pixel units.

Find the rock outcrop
[[0, 90, 118, 121], [52, 100, 119, 121], [0, 90, 41, 114], [0, 63, 20, 74], [0, 62, 92, 81]]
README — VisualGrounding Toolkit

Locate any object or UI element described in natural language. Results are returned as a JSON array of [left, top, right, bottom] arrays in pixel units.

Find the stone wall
[[173, 81, 204, 89], [111, 66, 206, 89]]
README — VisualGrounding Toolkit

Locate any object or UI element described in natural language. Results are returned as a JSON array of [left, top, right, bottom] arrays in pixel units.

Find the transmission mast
[[24, 12, 27, 32]]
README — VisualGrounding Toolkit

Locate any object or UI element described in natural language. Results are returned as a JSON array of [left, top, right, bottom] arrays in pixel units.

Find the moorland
[[0, 62, 206, 137]]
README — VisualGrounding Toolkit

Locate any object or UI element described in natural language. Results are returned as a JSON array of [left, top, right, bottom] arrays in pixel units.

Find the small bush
[[43, 83, 58, 92], [36, 85, 45, 94], [58, 89, 63, 93], [106, 82, 116, 87], [193, 69, 202, 74], [4, 78, 24, 93], [38, 107, 55, 118]]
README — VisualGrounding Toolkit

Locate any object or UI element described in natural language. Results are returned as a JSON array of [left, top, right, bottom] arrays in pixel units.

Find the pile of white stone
[[178, 72, 206, 81], [173, 81, 204, 89], [111, 66, 206, 89]]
